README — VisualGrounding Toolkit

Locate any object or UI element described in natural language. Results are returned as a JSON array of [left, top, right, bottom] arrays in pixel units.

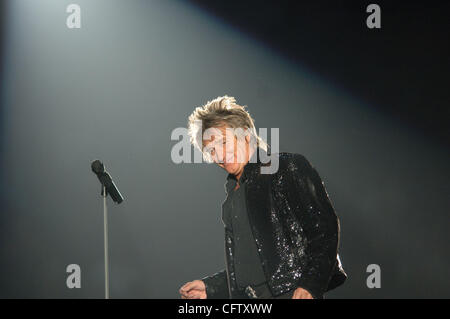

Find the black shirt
[[222, 174, 267, 289]]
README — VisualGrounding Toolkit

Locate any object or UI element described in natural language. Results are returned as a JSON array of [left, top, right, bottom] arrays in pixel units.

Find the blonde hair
[[187, 95, 268, 160]]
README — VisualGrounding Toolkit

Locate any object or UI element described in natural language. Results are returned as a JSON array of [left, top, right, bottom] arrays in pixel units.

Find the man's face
[[202, 126, 250, 176]]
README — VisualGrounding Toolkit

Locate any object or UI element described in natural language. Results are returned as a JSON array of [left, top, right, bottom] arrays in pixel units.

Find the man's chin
[[223, 163, 238, 174]]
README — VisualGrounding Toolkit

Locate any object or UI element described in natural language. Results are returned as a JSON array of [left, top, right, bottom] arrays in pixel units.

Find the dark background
[[0, 0, 448, 298], [192, 0, 450, 144]]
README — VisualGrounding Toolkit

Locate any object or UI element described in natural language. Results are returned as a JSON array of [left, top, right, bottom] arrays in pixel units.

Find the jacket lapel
[[242, 149, 281, 276]]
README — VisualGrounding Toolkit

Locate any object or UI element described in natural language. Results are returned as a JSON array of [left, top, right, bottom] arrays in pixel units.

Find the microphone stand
[[102, 185, 109, 299], [91, 159, 124, 299]]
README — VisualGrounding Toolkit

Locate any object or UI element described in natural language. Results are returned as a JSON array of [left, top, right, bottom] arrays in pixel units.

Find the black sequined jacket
[[201, 150, 347, 299]]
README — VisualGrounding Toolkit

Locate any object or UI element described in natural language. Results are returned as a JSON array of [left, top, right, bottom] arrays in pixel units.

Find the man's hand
[[292, 287, 313, 299], [179, 280, 207, 299]]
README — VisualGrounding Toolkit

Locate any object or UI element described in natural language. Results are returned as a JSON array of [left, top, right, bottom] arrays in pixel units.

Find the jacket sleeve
[[289, 154, 340, 299], [201, 269, 230, 299]]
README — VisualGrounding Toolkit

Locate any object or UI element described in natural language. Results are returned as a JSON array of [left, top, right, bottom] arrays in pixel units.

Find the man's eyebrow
[[212, 136, 225, 144]]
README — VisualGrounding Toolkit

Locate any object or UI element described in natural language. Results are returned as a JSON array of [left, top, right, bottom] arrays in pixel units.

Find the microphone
[[91, 160, 124, 204]]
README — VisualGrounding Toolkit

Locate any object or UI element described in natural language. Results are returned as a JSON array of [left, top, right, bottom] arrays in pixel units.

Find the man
[[179, 95, 346, 299]]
